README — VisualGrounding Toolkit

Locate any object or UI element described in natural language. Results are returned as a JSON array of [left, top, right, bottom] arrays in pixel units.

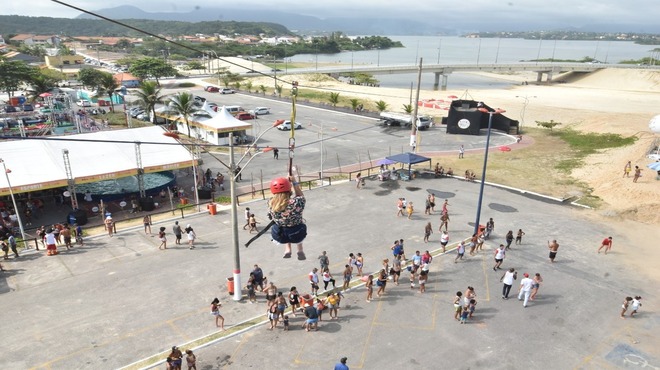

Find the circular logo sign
[[458, 119, 470, 129]]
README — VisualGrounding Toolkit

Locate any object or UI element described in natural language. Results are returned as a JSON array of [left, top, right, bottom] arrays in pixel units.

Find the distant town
[[464, 31, 660, 45]]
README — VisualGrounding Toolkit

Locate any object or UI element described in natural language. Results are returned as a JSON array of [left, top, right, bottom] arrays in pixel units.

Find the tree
[[25, 74, 53, 102], [402, 104, 413, 114], [244, 81, 253, 93], [536, 119, 561, 131], [329, 92, 340, 107], [350, 98, 360, 112], [259, 85, 266, 95], [97, 72, 120, 112], [129, 57, 177, 85], [183, 61, 205, 73], [78, 68, 105, 90], [375, 100, 388, 112], [168, 92, 196, 138], [233, 81, 241, 90], [275, 84, 282, 97], [0, 60, 35, 97], [134, 81, 164, 125]]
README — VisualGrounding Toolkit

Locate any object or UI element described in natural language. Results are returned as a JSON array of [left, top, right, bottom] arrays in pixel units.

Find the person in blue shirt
[[334, 357, 349, 370]]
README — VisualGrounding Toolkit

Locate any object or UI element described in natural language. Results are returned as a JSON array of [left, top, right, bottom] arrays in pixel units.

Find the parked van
[[225, 106, 245, 116]]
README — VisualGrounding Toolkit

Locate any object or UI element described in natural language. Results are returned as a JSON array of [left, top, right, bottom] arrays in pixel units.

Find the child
[[247, 275, 257, 304], [454, 241, 465, 263], [460, 305, 469, 324], [406, 202, 414, 219], [75, 224, 84, 246], [185, 349, 197, 370], [468, 299, 477, 319], [631, 296, 642, 317], [211, 298, 225, 329], [418, 269, 427, 293], [515, 229, 525, 245], [621, 296, 633, 319], [283, 315, 290, 331], [248, 214, 259, 233]]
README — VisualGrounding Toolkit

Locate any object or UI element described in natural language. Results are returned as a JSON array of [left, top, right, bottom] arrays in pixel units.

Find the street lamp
[[0, 159, 27, 244], [166, 120, 282, 301], [473, 107, 506, 236]]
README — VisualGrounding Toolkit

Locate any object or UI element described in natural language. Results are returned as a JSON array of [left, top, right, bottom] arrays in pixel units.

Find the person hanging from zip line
[[268, 168, 307, 260]]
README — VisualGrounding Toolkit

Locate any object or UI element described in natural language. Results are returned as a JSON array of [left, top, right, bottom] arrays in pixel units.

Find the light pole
[[495, 37, 501, 64], [0, 159, 26, 244], [476, 38, 482, 65], [437, 38, 442, 64], [473, 107, 505, 236]]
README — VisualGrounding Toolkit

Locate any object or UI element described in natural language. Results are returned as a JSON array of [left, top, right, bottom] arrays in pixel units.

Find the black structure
[[445, 100, 519, 135]]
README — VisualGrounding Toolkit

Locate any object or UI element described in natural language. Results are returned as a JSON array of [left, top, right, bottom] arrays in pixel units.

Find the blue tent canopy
[[385, 152, 432, 177]]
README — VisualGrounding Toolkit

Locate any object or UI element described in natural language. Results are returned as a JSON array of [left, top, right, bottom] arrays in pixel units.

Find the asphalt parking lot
[[1, 172, 656, 369]]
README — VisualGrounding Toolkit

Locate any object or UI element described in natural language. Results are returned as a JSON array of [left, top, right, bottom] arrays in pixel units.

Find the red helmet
[[270, 177, 292, 194]]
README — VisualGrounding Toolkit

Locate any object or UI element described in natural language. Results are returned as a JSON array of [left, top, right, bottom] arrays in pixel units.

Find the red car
[[204, 86, 220, 92], [236, 112, 255, 121]]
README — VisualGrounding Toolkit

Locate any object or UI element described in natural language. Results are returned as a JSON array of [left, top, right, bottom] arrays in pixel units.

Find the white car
[[221, 88, 235, 94], [252, 107, 270, 115], [76, 99, 92, 107], [277, 120, 302, 131]]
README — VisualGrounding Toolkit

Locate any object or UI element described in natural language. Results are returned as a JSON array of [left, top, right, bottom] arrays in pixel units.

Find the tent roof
[[194, 106, 252, 132], [386, 152, 431, 165], [0, 126, 195, 196]]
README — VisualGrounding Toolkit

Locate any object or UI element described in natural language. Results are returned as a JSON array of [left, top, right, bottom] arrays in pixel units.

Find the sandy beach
[[241, 65, 660, 284]]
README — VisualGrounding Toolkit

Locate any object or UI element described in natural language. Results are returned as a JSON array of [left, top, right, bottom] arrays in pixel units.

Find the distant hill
[[0, 14, 292, 38]]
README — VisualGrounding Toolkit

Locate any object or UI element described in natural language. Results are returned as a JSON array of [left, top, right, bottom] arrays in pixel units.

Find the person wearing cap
[[104, 216, 114, 237], [334, 357, 349, 370], [517, 273, 535, 307], [597, 236, 613, 254], [268, 172, 307, 260]]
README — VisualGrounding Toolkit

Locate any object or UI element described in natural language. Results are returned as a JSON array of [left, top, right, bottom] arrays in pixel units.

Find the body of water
[[289, 36, 655, 89]]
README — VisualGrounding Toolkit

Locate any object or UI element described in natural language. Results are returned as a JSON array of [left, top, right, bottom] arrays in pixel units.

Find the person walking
[[104, 216, 114, 237], [242, 207, 251, 230], [391, 254, 402, 285], [493, 244, 506, 271], [530, 273, 543, 300], [454, 241, 465, 263], [598, 236, 613, 254], [518, 273, 534, 307], [7, 234, 18, 258], [406, 201, 414, 219], [424, 195, 432, 215], [453, 291, 463, 320], [429, 193, 436, 212], [376, 268, 388, 297], [309, 268, 320, 295], [210, 298, 225, 329], [185, 350, 197, 370], [623, 160, 632, 177], [631, 296, 642, 317], [633, 165, 642, 182], [621, 296, 633, 319], [548, 239, 559, 262], [288, 287, 301, 316], [439, 231, 449, 253], [396, 198, 405, 217], [172, 221, 182, 245], [143, 215, 151, 235], [273, 147, 279, 159], [439, 212, 449, 232], [365, 274, 374, 302], [424, 222, 433, 243], [1, 240, 8, 260], [318, 251, 330, 271], [342, 264, 352, 291], [500, 268, 517, 299], [458, 145, 465, 159], [515, 229, 526, 245], [323, 267, 336, 290], [505, 230, 514, 250], [355, 253, 364, 276], [158, 227, 167, 250], [185, 224, 196, 250]]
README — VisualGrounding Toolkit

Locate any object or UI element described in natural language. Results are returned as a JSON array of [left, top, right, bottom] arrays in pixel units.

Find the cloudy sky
[[5, 0, 659, 31]]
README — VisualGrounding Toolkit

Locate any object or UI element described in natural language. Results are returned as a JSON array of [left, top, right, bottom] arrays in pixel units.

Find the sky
[[4, 0, 660, 31]]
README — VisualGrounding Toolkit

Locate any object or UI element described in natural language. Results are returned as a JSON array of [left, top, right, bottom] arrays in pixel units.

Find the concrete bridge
[[244, 62, 658, 90]]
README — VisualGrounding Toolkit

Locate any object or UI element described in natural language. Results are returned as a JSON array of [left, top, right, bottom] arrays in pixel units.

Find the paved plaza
[[1, 172, 657, 369]]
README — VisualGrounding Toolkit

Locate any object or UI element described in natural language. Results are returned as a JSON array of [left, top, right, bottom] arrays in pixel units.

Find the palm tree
[[402, 104, 413, 114], [259, 85, 266, 95], [244, 81, 253, 93], [25, 74, 52, 102], [168, 92, 196, 138], [97, 72, 120, 112], [134, 81, 164, 125], [329, 92, 340, 107], [349, 98, 360, 112], [275, 84, 283, 98], [375, 100, 388, 112]]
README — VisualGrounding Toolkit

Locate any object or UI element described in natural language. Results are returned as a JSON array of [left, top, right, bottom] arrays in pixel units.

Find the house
[[113, 72, 141, 88], [45, 55, 85, 69], [9, 34, 60, 46]]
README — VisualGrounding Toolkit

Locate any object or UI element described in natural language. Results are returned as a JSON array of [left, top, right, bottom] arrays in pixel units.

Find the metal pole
[[191, 146, 200, 211], [0, 159, 26, 244], [474, 112, 494, 236], [229, 133, 242, 301], [320, 121, 324, 186], [410, 58, 423, 152]]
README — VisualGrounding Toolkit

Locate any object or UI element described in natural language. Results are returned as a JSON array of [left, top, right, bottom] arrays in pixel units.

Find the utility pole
[[410, 58, 423, 153]]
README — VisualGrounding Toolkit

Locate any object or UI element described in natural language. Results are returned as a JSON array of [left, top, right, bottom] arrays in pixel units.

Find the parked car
[[205, 86, 220, 92], [2, 106, 18, 113], [277, 120, 302, 131], [130, 109, 145, 118], [251, 107, 270, 115], [221, 88, 235, 94], [76, 99, 92, 107], [236, 112, 255, 121], [193, 95, 206, 103], [22, 104, 34, 111]]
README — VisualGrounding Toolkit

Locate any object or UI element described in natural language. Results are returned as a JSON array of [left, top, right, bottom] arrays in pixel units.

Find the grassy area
[[552, 129, 637, 172]]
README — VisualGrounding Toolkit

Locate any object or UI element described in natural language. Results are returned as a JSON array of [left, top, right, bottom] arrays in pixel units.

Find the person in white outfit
[[518, 273, 534, 307]]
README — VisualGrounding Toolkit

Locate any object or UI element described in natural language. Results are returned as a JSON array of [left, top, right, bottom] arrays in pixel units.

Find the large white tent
[[158, 102, 252, 145], [0, 126, 195, 196]]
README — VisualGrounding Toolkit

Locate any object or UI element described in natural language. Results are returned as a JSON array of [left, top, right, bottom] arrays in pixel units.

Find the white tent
[[0, 126, 195, 196], [163, 105, 252, 145]]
